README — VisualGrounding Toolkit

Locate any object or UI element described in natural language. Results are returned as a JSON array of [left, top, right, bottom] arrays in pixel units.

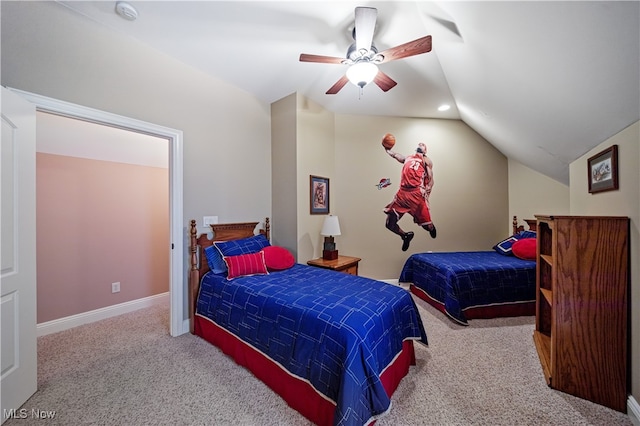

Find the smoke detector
[[115, 2, 138, 21]]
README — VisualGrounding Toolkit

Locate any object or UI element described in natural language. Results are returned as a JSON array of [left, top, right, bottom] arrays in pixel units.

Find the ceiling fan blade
[[377, 35, 432, 64], [326, 75, 349, 95], [299, 53, 345, 64], [373, 71, 398, 92], [354, 7, 377, 53]]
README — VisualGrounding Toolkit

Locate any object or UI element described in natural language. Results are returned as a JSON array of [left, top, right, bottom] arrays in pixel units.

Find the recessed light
[[438, 104, 451, 112]]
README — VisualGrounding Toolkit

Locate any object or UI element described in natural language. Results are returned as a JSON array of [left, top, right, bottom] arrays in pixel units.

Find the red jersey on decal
[[400, 154, 426, 189]]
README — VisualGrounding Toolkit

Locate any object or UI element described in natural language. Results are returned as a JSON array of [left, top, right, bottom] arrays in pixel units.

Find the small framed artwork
[[310, 175, 330, 214], [588, 145, 619, 194]]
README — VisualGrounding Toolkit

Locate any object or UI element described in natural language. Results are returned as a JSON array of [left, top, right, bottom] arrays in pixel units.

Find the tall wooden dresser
[[533, 215, 629, 412]]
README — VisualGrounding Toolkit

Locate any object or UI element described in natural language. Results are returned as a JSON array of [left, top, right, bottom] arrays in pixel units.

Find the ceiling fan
[[299, 7, 432, 95]]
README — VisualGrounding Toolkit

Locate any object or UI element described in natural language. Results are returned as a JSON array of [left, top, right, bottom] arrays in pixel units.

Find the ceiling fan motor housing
[[347, 43, 378, 62]]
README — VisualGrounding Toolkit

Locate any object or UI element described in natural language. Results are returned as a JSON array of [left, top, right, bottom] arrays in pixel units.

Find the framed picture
[[310, 175, 330, 214], [588, 144, 618, 194]]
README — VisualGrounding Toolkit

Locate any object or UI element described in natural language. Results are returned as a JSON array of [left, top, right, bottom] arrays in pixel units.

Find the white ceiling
[[54, 1, 639, 184]]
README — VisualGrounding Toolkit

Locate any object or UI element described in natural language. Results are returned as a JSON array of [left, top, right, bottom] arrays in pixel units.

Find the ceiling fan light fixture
[[346, 62, 378, 88]]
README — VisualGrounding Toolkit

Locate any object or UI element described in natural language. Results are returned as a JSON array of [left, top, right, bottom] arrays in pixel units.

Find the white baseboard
[[37, 292, 169, 337], [629, 395, 640, 426]]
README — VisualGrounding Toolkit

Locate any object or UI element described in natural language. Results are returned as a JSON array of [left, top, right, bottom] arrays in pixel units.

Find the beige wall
[[2, 1, 272, 324], [568, 121, 640, 409], [508, 158, 570, 231], [274, 98, 510, 279], [36, 153, 169, 322], [273, 97, 511, 280], [1, 1, 272, 232], [295, 94, 336, 262], [271, 93, 298, 254], [509, 121, 640, 413], [334, 115, 509, 279], [5, 0, 638, 415], [271, 93, 337, 262]]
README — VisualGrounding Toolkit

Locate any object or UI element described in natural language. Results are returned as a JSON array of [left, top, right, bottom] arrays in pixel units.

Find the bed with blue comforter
[[196, 264, 427, 426], [189, 218, 427, 426], [399, 251, 536, 325]]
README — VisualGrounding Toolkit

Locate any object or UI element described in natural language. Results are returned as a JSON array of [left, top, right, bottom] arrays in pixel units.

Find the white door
[[1, 87, 37, 423]]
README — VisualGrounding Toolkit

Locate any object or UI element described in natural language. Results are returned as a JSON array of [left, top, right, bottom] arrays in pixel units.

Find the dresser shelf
[[533, 215, 629, 413]]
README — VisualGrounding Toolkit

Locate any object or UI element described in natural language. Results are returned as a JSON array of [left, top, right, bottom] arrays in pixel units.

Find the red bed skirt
[[194, 315, 416, 425], [409, 284, 535, 325]]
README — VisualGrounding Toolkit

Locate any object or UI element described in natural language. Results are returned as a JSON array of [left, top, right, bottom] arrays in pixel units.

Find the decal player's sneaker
[[428, 225, 437, 239], [401, 232, 414, 251]]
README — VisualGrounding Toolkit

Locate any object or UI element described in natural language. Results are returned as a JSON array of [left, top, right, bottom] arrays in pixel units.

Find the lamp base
[[323, 249, 338, 260]]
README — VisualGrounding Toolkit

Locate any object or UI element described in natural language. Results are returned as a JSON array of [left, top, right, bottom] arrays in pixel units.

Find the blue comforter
[[197, 263, 427, 426], [399, 251, 536, 325]]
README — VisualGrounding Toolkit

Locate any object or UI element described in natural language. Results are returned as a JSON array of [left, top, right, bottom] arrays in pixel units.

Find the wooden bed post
[[512, 216, 537, 234], [188, 218, 269, 335], [263, 217, 270, 240], [189, 220, 199, 334]]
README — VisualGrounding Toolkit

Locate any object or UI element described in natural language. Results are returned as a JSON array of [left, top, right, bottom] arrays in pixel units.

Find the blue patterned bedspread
[[399, 251, 536, 325], [197, 263, 427, 426]]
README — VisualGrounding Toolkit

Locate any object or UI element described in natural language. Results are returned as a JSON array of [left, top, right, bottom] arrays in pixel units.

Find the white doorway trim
[[9, 88, 186, 337]]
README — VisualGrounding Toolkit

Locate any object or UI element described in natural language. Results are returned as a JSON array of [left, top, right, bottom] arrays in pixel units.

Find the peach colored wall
[[36, 153, 169, 323]]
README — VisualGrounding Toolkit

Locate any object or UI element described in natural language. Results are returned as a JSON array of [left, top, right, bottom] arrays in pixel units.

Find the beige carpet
[[5, 295, 633, 426]]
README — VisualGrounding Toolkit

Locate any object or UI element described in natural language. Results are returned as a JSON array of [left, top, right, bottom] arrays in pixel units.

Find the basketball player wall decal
[[381, 133, 437, 251]]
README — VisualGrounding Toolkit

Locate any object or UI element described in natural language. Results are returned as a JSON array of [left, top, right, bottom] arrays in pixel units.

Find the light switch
[[203, 216, 218, 226]]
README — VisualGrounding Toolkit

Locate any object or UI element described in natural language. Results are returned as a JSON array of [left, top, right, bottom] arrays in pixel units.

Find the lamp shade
[[321, 215, 341, 236], [346, 62, 378, 88]]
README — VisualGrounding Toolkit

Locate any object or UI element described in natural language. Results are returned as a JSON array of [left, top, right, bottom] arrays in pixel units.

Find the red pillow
[[261, 246, 295, 271], [224, 252, 268, 280], [512, 238, 537, 260]]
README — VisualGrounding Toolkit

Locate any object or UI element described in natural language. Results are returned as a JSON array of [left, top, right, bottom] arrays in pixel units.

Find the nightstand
[[307, 255, 361, 276]]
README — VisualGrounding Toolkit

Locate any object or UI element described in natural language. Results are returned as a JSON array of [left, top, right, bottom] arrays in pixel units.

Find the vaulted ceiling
[[29, 2, 640, 184]]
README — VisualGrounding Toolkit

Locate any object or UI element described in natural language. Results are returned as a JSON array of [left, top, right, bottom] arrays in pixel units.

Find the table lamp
[[321, 215, 341, 260]]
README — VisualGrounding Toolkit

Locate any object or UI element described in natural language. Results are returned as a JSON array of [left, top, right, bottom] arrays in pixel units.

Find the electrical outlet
[[203, 216, 218, 226], [111, 282, 120, 293]]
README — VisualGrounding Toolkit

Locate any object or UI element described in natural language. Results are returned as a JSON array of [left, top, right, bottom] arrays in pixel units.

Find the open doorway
[[12, 88, 185, 337], [36, 111, 170, 328]]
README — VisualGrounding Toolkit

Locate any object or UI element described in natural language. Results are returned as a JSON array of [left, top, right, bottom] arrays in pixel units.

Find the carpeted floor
[[5, 294, 634, 425]]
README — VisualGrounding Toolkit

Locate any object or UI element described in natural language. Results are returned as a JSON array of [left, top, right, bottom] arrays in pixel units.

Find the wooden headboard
[[512, 215, 537, 234], [188, 218, 270, 333]]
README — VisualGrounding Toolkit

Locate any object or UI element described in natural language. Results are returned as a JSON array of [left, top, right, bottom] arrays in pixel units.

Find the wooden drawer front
[[341, 265, 358, 275]]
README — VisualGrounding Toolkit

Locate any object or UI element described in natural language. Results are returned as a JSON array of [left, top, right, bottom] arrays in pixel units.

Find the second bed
[[399, 216, 537, 325]]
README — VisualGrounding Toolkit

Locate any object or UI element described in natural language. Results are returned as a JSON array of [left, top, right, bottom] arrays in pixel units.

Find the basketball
[[382, 133, 396, 150]]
